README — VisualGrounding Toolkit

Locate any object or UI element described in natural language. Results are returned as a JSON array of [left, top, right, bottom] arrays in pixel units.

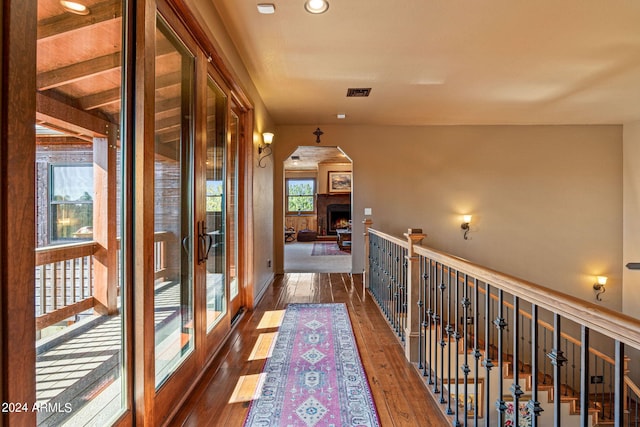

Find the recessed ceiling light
[[304, 0, 329, 14], [60, 0, 90, 15], [257, 3, 276, 14], [337, 113, 346, 119]]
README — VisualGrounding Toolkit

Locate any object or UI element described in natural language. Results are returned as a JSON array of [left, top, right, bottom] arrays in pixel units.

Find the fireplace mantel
[[316, 193, 351, 235]]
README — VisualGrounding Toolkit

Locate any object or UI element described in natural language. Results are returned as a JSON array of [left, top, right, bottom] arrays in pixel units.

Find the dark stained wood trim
[[1, 0, 37, 424], [133, 0, 157, 424], [0, 0, 4, 417], [37, 0, 122, 40]]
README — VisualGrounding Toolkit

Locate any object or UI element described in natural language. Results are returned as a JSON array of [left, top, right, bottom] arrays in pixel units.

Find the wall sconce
[[257, 132, 274, 168], [461, 215, 472, 240], [593, 276, 607, 301]]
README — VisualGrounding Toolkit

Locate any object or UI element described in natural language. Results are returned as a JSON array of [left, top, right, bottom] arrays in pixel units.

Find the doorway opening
[[283, 146, 352, 273]]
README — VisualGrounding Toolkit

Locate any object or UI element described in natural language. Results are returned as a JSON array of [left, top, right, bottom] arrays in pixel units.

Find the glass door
[[33, 0, 127, 425], [228, 108, 242, 320], [203, 77, 227, 333], [153, 17, 195, 388]]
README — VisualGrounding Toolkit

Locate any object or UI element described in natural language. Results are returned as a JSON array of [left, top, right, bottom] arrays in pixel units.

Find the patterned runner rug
[[244, 303, 380, 427], [311, 242, 351, 256]]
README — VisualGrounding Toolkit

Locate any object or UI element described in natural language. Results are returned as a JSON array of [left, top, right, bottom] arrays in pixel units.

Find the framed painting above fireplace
[[328, 171, 352, 193]]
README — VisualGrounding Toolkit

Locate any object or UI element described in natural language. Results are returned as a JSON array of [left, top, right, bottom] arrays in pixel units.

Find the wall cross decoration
[[313, 127, 324, 143]]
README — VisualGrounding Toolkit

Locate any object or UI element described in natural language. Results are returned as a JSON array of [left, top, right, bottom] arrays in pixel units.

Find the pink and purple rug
[[244, 303, 380, 427], [311, 242, 351, 256]]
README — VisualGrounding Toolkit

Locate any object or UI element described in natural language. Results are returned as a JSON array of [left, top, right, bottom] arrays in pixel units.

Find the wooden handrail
[[463, 272, 619, 366], [625, 375, 640, 398], [408, 239, 640, 352], [35, 241, 98, 266], [369, 228, 410, 249]]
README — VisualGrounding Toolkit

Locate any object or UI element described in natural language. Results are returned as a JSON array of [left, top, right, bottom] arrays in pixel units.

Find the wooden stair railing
[[364, 223, 640, 427]]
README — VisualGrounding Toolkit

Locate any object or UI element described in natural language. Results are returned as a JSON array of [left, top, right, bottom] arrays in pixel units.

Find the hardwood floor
[[170, 273, 449, 427]]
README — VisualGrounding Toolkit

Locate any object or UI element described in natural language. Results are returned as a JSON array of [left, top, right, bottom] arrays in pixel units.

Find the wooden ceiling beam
[[37, 0, 122, 41], [36, 92, 113, 137], [37, 42, 176, 91], [80, 87, 121, 110], [37, 52, 121, 91]]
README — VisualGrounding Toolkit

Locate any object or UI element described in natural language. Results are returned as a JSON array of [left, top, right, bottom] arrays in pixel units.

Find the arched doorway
[[283, 146, 353, 273]]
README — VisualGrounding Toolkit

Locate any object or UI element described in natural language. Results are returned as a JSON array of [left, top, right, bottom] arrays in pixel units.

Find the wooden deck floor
[[171, 273, 449, 427]]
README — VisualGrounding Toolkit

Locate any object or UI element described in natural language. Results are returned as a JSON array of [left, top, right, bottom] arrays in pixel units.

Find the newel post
[[362, 218, 373, 298], [404, 228, 426, 362]]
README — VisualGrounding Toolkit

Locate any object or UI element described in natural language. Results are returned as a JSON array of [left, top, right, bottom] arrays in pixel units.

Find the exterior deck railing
[[35, 231, 169, 331], [364, 221, 640, 426]]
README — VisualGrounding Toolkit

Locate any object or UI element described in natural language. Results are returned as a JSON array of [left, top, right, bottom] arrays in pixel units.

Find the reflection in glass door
[[204, 78, 227, 331], [228, 109, 241, 319], [34, 0, 126, 425], [153, 18, 194, 388]]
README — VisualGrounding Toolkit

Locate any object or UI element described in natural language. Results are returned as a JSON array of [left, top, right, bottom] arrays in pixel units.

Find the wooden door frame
[[1, 0, 37, 425]]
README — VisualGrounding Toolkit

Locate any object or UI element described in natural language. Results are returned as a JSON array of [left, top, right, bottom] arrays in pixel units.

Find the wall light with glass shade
[[257, 132, 274, 168], [461, 215, 472, 240], [593, 275, 607, 301]]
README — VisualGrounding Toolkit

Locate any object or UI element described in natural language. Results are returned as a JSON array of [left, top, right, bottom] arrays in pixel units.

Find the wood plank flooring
[[170, 273, 449, 427]]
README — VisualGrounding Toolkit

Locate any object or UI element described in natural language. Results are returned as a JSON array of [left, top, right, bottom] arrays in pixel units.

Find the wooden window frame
[[285, 177, 316, 215]]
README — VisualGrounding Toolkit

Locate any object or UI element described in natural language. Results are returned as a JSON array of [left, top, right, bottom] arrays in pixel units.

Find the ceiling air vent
[[346, 88, 371, 97], [291, 155, 300, 161]]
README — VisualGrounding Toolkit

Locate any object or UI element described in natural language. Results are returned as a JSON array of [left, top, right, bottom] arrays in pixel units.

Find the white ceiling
[[212, 0, 640, 126]]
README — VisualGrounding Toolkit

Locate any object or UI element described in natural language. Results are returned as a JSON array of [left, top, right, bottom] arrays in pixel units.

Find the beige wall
[[623, 121, 640, 317], [274, 125, 623, 311], [185, 0, 276, 304]]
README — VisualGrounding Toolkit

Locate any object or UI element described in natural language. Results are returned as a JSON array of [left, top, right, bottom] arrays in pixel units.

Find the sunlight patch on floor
[[248, 332, 278, 361], [228, 373, 266, 403], [257, 310, 285, 329]]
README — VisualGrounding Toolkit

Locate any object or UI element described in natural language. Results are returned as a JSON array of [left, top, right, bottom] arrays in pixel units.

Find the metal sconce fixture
[[461, 215, 472, 240], [593, 275, 607, 301], [257, 132, 274, 168]]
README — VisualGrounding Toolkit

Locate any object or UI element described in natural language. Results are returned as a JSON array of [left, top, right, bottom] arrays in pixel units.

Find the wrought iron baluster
[[494, 289, 507, 424], [613, 340, 624, 427], [418, 255, 425, 371], [461, 273, 470, 427], [452, 270, 461, 427], [528, 304, 543, 427], [439, 264, 446, 403], [426, 259, 434, 383], [483, 282, 494, 426], [433, 262, 441, 394], [446, 265, 454, 415], [548, 314, 567, 427], [580, 325, 590, 427], [511, 296, 523, 427], [402, 247, 408, 342], [473, 277, 480, 427]]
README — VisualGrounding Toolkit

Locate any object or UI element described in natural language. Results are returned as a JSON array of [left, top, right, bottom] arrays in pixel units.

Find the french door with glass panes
[[197, 69, 245, 352]]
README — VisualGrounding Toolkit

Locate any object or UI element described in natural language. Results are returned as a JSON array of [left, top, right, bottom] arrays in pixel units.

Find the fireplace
[[316, 193, 351, 236], [327, 204, 351, 235]]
